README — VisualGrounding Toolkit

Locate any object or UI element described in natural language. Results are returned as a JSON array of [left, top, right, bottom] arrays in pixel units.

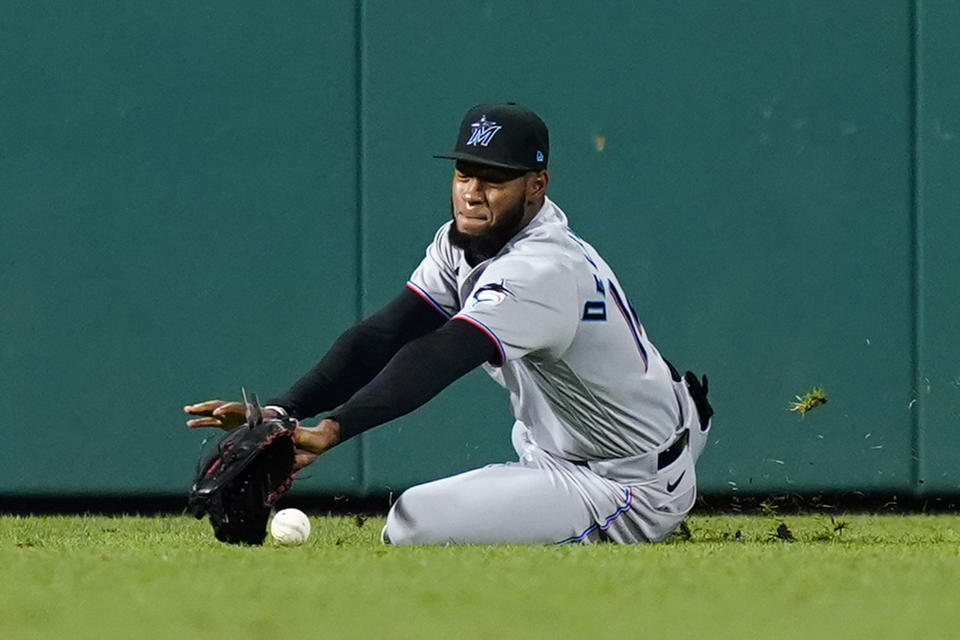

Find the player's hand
[[184, 400, 247, 429], [183, 400, 286, 429], [292, 418, 342, 470]]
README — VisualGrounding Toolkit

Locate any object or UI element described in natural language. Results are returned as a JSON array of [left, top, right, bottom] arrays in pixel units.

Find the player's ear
[[526, 170, 548, 202]]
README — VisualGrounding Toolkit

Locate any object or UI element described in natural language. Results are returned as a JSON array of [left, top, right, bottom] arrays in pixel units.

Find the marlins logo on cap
[[434, 102, 549, 171], [466, 116, 502, 147]]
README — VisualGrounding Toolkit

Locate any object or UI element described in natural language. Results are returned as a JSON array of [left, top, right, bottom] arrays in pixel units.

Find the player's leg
[[382, 461, 600, 545], [382, 419, 692, 545]]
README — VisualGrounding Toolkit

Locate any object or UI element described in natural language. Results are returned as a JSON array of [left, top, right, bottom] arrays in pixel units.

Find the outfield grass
[[2, 513, 959, 640]]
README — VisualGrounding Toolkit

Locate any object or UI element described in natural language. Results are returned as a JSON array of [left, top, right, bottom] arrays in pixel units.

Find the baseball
[[270, 508, 311, 545]]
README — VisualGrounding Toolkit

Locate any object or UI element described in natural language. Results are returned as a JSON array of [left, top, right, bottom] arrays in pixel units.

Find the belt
[[657, 429, 689, 470], [570, 428, 689, 474]]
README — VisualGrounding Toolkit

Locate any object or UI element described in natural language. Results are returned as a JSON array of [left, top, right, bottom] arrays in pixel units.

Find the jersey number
[[608, 280, 649, 371], [581, 301, 607, 321]]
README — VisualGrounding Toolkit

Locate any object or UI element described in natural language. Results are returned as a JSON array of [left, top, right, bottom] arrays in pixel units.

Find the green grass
[[2, 513, 960, 640]]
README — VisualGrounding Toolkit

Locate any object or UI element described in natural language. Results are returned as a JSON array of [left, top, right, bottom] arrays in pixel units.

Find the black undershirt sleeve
[[266, 287, 447, 420], [329, 318, 501, 440]]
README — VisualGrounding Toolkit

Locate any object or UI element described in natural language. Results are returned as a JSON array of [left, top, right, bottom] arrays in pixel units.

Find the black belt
[[569, 428, 689, 470], [657, 429, 689, 470]]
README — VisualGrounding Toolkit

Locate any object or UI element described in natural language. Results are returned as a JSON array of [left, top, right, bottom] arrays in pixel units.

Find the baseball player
[[185, 102, 713, 545]]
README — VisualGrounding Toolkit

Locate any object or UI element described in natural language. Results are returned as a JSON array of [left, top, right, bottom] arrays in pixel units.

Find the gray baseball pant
[[383, 410, 701, 546]]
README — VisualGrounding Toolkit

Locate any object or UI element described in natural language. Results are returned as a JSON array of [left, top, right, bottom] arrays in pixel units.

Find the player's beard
[[448, 194, 527, 266]]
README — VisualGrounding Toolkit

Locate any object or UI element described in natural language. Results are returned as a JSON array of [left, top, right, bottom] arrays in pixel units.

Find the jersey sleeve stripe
[[556, 487, 633, 544], [453, 314, 506, 366], [405, 281, 452, 319]]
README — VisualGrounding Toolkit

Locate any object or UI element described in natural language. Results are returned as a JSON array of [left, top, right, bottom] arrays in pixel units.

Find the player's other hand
[[293, 418, 342, 470], [183, 400, 286, 429]]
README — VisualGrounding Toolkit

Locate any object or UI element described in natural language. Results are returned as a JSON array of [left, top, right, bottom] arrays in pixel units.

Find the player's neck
[[520, 196, 546, 228]]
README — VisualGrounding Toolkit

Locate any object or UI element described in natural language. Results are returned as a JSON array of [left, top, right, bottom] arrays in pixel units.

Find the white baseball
[[270, 508, 311, 546]]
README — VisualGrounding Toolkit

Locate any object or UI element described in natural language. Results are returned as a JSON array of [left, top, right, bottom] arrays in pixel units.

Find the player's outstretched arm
[[266, 286, 447, 420], [287, 318, 497, 470], [329, 318, 499, 438], [183, 287, 445, 430]]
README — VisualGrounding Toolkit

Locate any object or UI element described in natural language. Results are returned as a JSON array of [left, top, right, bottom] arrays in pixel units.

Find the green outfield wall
[[1, 1, 957, 499]]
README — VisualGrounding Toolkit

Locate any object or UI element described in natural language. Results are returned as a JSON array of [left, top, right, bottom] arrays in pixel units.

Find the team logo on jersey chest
[[471, 280, 513, 306], [466, 116, 502, 147]]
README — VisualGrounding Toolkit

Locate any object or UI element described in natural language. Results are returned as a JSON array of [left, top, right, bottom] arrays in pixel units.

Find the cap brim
[[433, 152, 536, 171]]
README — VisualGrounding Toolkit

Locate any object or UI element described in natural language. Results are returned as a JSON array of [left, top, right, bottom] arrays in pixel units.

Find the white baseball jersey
[[407, 197, 682, 463]]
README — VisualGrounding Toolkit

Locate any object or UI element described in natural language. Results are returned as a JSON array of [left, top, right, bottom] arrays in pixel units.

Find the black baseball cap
[[434, 102, 549, 171]]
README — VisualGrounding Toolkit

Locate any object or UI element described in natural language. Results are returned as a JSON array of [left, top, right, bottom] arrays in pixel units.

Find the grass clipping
[[789, 386, 827, 417]]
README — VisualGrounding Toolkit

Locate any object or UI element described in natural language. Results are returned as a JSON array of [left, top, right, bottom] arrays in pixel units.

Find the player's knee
[[383, 485, 443, 546]]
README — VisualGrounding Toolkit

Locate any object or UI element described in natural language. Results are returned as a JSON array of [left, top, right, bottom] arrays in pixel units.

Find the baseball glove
[[187, 391, 298, 545]]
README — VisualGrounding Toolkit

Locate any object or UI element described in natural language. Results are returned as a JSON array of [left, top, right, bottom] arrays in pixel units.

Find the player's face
[[448, 161, 548, 264], [450, 162, 529, 238]]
